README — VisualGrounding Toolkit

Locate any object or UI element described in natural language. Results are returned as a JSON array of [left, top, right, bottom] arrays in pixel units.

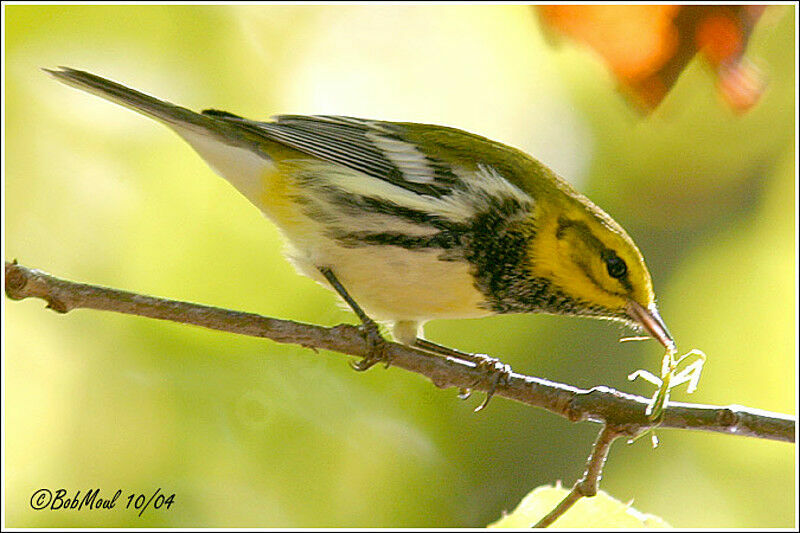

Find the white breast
[[289, 242, 490, 323]]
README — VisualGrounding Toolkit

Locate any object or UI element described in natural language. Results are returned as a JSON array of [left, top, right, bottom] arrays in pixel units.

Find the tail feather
[[45, 67, 217, 133], [46, 67, 274, 205]]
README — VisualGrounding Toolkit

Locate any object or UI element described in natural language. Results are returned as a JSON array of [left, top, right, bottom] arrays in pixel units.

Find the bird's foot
[[351, 319, 393, 371], [413, 338, 512, 412], [468, 353, 513, 412]]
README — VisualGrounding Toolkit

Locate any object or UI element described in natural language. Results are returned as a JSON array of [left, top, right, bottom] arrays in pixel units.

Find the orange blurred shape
[[695, 12, 743, 66], [538, 5, 680, 83], [537, 5, 767, 113]]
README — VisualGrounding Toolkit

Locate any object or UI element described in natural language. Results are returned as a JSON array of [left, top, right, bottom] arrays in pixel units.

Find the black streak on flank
[[322, 188, 454, 231], [331, 193, 531, 254], [332, 231, 461, 251]]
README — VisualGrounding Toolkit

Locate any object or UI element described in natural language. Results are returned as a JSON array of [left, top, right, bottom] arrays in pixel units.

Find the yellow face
[[527, 197, 655, 322]]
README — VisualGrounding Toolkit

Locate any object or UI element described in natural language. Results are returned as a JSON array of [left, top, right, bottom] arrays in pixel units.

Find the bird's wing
[[203, 114, 473, 198]]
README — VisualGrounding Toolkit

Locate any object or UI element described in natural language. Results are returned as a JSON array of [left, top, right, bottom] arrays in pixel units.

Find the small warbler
[[47, 68, 674, 389]]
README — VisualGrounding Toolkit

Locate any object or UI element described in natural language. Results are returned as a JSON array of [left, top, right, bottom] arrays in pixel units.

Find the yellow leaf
[[489, 485, 670, 528]]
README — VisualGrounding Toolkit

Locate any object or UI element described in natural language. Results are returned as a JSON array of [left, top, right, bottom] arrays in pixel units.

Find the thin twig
[[5, 260, 796, 443], [534, 425, 621, 527]]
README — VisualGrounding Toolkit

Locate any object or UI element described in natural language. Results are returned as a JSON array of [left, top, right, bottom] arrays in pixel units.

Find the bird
[[46, 67, 674, 406]]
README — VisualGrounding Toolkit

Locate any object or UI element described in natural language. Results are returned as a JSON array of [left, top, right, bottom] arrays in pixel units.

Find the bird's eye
[[603, 251, 628, 279]]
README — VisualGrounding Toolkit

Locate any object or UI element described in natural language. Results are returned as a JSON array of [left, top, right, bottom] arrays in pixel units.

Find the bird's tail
[[45, 67, 268, 156], [46, 67, 274, 206], [45, 67, 220, 133]]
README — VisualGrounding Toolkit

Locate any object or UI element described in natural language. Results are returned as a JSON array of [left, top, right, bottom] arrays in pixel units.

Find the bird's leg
[[414, 338, 512, 411], [318, 267, 391, 371]]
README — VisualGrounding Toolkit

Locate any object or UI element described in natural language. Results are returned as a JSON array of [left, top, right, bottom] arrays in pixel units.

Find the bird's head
[[526, 193, 674, 351]]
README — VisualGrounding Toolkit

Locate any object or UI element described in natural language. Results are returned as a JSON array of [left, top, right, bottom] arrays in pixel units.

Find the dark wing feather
[[201, 113, 460, 197]]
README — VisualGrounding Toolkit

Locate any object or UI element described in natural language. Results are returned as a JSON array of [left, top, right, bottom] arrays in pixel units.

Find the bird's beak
[[626, 300, 675, 352]]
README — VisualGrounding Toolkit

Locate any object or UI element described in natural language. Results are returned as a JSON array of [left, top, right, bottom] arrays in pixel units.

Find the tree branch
[[534, 425, 621, 527], [5, 260, 795, 443]]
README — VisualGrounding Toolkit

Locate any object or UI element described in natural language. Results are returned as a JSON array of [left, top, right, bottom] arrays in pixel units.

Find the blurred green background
[[4, 5, 795, 528]]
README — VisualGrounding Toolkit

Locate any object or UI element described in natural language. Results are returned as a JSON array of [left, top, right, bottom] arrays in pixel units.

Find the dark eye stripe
[[557, 218, 633, 290]]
